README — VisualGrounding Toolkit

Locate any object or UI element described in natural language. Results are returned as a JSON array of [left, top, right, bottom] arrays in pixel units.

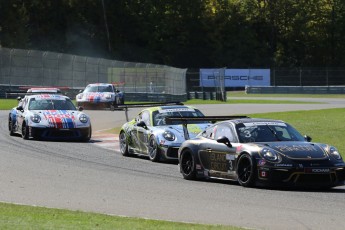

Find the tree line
[[1, 0, 344, 69]]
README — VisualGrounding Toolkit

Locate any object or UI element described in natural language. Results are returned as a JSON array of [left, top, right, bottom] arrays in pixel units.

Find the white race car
[[76, 83, 124, 110], [8, 94, 92, 141]]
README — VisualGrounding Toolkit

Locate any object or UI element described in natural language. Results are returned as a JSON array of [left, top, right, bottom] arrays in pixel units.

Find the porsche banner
[[200, 69, 270, 87]]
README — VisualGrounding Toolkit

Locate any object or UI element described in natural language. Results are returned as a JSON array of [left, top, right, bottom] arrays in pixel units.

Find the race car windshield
[[29, 98, 77, 110], [84, 85, 113, 93], [235, 122, 305, 143], [152, 109, 207, 126]]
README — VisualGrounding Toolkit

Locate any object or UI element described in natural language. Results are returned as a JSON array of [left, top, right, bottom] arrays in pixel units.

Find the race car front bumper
[[77, 101, 114, 110], [29, 126, 91, 141], [256, 165, 345, 188], [159, 144, 180, 161]]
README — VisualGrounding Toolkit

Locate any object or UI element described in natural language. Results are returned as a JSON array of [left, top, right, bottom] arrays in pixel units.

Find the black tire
[[21, 122, 29, 140], [236, 153, 257, 187], [82, 126, 92, 142], [119, 131, 130, 156], [110, 104, 116, 111], [8, 118, 15, 136], [180, 149, 196, 180], [148, 135, 160, 162], [116, 97, 122, 106]]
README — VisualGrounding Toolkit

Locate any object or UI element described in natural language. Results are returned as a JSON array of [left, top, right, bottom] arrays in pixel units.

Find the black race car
[[174, 117, 345, 189]]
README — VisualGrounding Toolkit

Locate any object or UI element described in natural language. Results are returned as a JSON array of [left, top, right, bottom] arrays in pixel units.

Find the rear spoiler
[[165, 115, 249, 140], [165, 116, 249, 124], [117, 101, 184, 121]]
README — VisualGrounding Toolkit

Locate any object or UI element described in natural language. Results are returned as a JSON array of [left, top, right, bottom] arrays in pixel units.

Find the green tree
[[0, 0, 30, 48]]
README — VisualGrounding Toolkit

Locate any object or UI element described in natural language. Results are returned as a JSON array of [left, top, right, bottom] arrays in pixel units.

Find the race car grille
[[34, 128, 81, 138], [47, 130, 78, 137], [166, 147, 179, 158], [293, 174, 336, 185], [271, 171, 291, 182]]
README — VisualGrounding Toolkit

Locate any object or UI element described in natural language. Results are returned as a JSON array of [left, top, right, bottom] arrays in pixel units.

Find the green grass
[[0, 202, 242, 230], [0, 99, 18, 110]]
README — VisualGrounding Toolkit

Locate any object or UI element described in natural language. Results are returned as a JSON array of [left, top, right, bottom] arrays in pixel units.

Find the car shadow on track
[[123, 154, 179, 165], [189, 178, 345, 193]]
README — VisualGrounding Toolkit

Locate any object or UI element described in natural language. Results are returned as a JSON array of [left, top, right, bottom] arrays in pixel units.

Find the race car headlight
[[261, 148, 279, 162], [77, 94, 83, 100], [329, 147, 342, 160], [30, 114, 41, 123], [79, 114, 89, 123], [163, 130, 175, 141]]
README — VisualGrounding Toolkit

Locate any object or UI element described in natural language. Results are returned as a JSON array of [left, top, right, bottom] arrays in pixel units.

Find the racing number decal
[[243, 130, 252, 138], [226, 154, 235, 172]]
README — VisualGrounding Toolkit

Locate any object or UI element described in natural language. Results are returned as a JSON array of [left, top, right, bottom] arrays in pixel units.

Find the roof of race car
[[144, 105, 199, 113], [25, 94, 70, 100], [223, 118, 285, 125], [27, 88, 61, 93], [86, 83, 113, 87]]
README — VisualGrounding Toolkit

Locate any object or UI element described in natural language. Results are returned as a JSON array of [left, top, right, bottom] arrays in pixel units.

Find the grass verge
[[0, 202, 242, 230]]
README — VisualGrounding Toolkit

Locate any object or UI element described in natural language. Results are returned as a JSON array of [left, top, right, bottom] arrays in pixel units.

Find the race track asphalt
[[1, 98, 345, 230]]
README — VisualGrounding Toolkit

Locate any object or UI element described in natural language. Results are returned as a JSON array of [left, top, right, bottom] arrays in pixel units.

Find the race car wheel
[[237, 153, 257, 187], [82, 126, 92, 142], [180, 149, 196, 180], [119, 131, 130, 156], [110, 104, 116, 111], [148, 135, 160, 162], [8, 118, 15, 136], [21, 122, 29, 140]]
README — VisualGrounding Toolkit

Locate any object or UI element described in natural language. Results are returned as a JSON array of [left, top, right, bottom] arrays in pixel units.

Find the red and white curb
[[90, 132, 119, 151]]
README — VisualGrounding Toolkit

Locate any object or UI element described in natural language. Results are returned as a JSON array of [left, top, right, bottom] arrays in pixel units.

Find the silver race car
[[119, 103, 211, 162]]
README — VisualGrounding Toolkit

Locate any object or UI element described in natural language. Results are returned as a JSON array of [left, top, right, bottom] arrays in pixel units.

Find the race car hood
[[166, 123, 211, 139], [32, 110, 86, 128], [263, 142, 328, 160]]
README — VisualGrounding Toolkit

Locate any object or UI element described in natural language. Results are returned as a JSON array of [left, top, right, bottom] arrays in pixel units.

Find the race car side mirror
[[17, 96, 22, 101], [16, 105, 24, 112], [304, 135, 312, 142], [137, 121, 147, 129], [78, 106, 84, 111], [217, 136, 232, 148]]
